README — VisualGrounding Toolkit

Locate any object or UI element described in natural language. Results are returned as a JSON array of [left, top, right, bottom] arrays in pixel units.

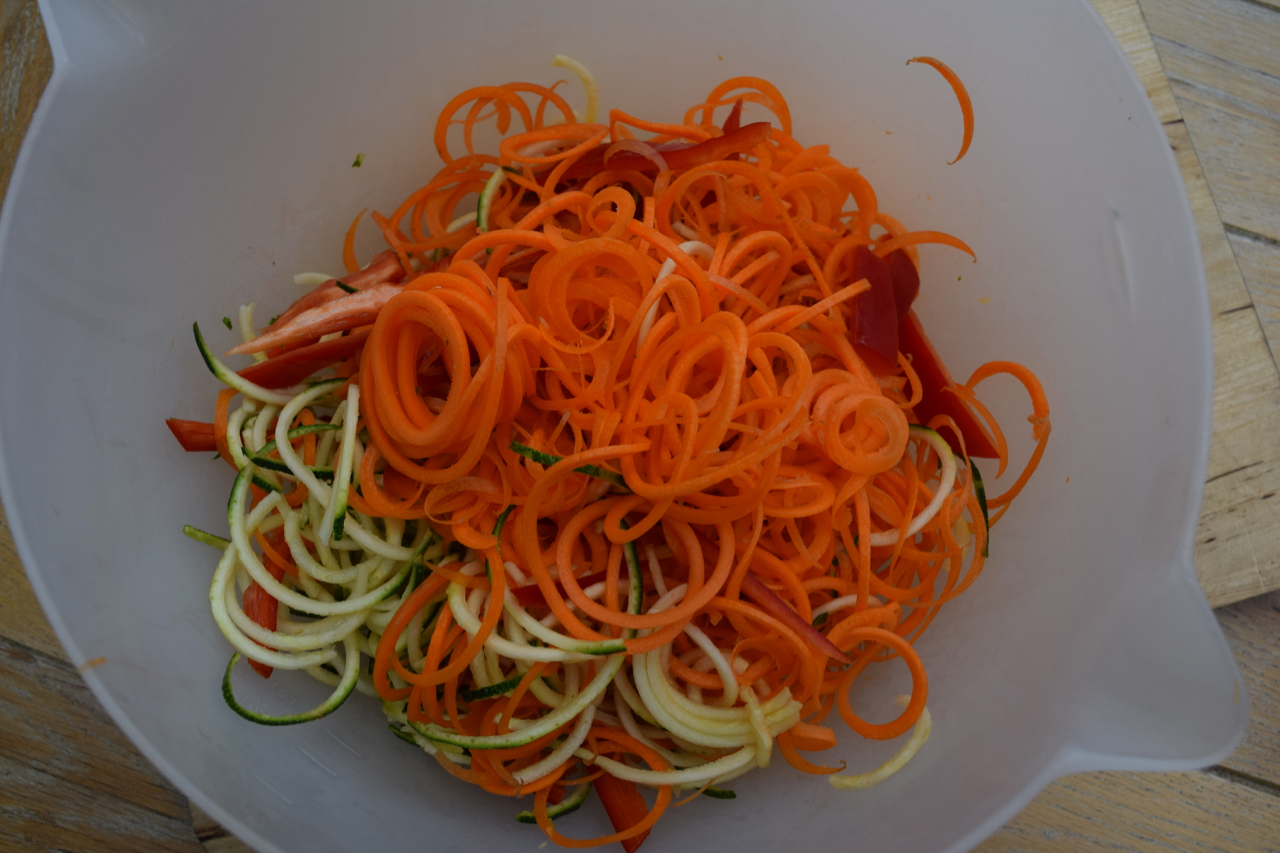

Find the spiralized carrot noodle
[[189, 57, 1048, 852], [907, 56, 974, 165]]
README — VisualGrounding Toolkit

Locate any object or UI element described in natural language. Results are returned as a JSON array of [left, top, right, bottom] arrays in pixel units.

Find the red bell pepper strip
[[165, 418, 218, 453], [593, 773, 653, 853], [740, 571, 852, 664], [167, 329, 368, 451], [236, 327, 372, 389], [898, 309, 999, 458], [556, 121, 773, 182], [340, 248, 407, 290], [227, 284, 397, 356], [884, 248, 920, 326], [851, 245, 899, 376], [270, 249, 407, 331], [242, 566, 284, 679]]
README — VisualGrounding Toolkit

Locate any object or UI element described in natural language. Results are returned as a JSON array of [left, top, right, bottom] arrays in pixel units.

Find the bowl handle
[[1053, 559, 1248, 775]]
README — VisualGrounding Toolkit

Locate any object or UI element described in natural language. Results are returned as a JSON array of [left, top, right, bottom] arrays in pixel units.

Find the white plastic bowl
[[0, 2, 1247, 852]]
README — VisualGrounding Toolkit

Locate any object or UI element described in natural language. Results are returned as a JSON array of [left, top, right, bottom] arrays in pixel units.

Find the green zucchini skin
[[183, 525, 230, 550], [702, 787, 737, 799], [515, 781, 592, 824], [193, 322, 298, 405], [221, 648, 358, 726], [459, 673, 525, 702], [970, 458, 990, 558], [509, 441, 627, 488]]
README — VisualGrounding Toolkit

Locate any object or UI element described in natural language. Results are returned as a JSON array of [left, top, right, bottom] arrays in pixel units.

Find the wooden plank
[[1214, 590, 1280, 787], [0, 3, 64, 660], [978, 770, 1280, 852], [1227, 230, 1280, 368], [1163, 54, 1280, 247], [0, 636, 203, 852], [0, 754, 205, 853], [0, 637, 192, 821], [0, 504, 67, 660], [1141, 0, 1280, 81], [1157, 34, 1280, 121], [1140, 0, 1280, 447], [1089, 0, 1181, 122], [1160, 113, 1280, 600], [1089, 0, 1280, 605], [1140, 0, 1280, 242], [0, 0, 50, 203], [1185, 241, 1280, 598]]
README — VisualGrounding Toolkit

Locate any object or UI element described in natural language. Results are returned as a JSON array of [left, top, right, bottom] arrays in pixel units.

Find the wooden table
[[2, 0, 1278, 850]]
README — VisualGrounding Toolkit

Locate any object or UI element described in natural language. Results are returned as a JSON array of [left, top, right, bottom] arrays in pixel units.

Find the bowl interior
[[0, 1, 1242, 851]]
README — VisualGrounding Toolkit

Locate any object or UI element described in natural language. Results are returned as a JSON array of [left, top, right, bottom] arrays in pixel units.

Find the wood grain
[[1089, 0, 1181, 122], [0, 756, 202, 853], [1168, 116, 1280, 605], [1214, 590, 1280, 787], [0, 636, 203, 853], [980, 770, 1280, 852], [0, 640, 188, 820], [1228, 229, 1280, 367], [0, 0, 48, 203], [1088, 0, 1280, 607], [1140, 0, 1280, 373], [1142, 0, 1280, 242], [0, 505, 66, 661], [190, 805, 256, 853]]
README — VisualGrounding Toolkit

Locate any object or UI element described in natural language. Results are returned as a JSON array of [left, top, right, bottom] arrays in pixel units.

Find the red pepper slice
[[556, 121, 772, 182], [270, 249, 406, 331], [242, 567, 284, 679], [340, 248, 407, 290], [165, 418, 218, 453], [884, 248, 920, 326], [898, 309, 999, 458], [851, 245, 899, 376], [237, 327, 372, 389], [593, 773, 653, 853]]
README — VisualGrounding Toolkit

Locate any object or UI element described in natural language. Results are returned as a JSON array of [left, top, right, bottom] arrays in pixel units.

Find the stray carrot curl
[[907, 56, 974, 164]]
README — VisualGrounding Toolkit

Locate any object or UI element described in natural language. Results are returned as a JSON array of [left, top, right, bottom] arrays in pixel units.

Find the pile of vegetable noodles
[[168, 56, 1050, 851]]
